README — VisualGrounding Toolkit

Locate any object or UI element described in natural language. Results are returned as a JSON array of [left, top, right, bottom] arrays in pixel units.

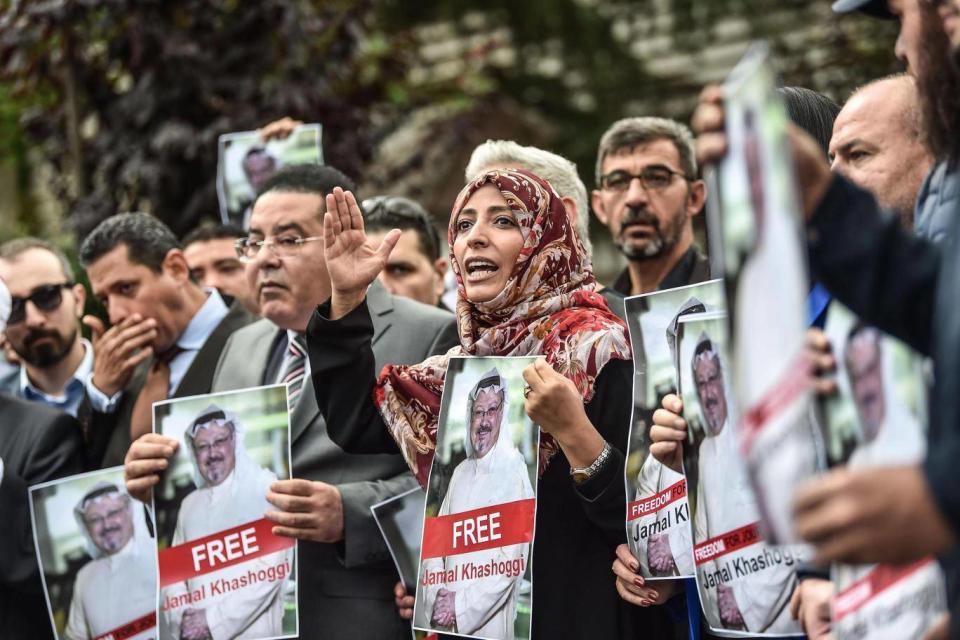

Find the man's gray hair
[[595, 117, 698, 185], [465, 140, 593, 257]]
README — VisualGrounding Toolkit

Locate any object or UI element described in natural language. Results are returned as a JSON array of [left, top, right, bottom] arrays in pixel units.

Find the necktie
[[280, 334, 307, 410], [129, 346, 183, 441]]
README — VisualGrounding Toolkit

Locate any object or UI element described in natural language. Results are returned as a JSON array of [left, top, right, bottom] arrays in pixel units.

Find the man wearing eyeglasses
[[125, 163, 458, 639], [79, 213, 252, 469], [0, 238, 92, 419], [592, 117, 710, 296]]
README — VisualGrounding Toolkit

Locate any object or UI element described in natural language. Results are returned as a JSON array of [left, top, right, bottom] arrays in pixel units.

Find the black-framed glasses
[[599, 166, 689, 192], [471, 400, 504, 422], [234, 236, 322, 262], [8, 282, 74, 325]]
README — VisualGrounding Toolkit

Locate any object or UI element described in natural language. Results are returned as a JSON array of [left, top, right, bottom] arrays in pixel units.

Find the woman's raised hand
[[323, 187, 401, 319]]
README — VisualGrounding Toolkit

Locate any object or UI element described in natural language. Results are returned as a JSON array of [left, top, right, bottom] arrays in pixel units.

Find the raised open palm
[[323, 187, 400, 297]]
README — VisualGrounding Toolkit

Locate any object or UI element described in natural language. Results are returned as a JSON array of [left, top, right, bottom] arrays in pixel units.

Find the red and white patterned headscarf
[[374, 168, 630, 485]]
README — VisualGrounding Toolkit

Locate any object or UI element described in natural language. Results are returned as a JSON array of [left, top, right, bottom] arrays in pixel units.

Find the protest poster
[[29, 466, 157, 640], [822, 303, 946, 639], [216, 124, 323, 228], [372, 486, 427, 591], [153, 384, 297, 640], [677, 311, 805, 637], [413, 356, 538, 640], [716, 42, 819, 544], [623, 279, 725, 580]]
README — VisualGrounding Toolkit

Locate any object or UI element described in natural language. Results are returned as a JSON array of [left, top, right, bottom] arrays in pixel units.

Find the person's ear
[[71, 283, 87, 317], [433, 258, 448, 297], [591, 190, 609, 226], [686, 179, 707, 218], [162, 249, 191, 284], [560, 196, 580, 227]]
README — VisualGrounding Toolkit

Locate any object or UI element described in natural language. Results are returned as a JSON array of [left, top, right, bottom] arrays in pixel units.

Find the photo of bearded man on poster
[[65, 482, 156, 640], [161, 404, 292, 640], [419, 368, 535, 640]]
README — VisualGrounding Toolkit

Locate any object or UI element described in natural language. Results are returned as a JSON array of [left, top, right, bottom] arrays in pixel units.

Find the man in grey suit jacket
[[125, 165, 457, 639]]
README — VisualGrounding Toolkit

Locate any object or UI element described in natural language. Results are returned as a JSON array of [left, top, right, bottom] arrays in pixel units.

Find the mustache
[[621, 207, 660, 230], [25, 328, 62, 346], [202, 454, 225, 464]]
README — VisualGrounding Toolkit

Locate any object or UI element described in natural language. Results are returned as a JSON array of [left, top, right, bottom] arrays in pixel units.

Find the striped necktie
[[280, 334, 307, 410]]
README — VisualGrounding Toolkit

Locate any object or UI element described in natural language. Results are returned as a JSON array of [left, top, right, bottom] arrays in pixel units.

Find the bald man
[[829, 74, 934, 228]]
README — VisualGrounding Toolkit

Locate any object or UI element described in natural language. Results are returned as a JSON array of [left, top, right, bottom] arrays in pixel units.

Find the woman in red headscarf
[[307, 169, 674, 639]]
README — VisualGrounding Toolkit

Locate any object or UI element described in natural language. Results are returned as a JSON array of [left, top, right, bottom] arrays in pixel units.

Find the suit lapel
[[175, 304, 252, 398], [291, 374, 321, 445], [366, 280, 394, 346]]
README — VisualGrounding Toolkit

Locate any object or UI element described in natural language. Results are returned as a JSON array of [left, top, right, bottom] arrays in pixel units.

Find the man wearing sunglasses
[[79, 213, 252, 469], [0, 277, 85, 640], [0, 238, 91, 419], [592, 117, 710, 297]]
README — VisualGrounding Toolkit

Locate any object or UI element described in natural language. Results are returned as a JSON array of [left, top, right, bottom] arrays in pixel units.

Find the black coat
[[307, 299, 674, 639], [0, 394, 84, 640]]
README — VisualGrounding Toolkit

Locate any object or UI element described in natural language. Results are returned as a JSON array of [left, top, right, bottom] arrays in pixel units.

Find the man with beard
[[0, 277, 85, 640], [419, 369, 534, 639], [592, 117, 709, 296], [66, 483, 155, 640], [162, 405, 289, 640], [0, 239, 92, 418]]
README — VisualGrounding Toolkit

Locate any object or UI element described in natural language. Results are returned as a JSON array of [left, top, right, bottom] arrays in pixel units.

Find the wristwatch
[[570, 441, 612, 484]]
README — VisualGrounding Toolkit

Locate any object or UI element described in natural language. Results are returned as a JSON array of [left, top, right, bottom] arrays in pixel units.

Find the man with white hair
[[465, 140, 626, 319], [161, 404, 290, 640], [419, 369, 534, 639], [66, 482, 155, 640]]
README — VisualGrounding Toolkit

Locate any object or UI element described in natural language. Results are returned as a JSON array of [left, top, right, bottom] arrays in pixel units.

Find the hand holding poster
[[678, 312, 805, 637], [29, 467, 157, 640], [216, 124, 322, 228], [822, 304, 946, 639], [414, 357, 538, 640], [623, 279, 726, 580], [715, 42, 819, 544], [153, 385, 297, 640]]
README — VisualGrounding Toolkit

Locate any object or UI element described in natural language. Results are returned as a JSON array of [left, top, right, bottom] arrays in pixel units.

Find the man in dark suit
[[125, 165, 458, 639], [79, 213, 252, 469]]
